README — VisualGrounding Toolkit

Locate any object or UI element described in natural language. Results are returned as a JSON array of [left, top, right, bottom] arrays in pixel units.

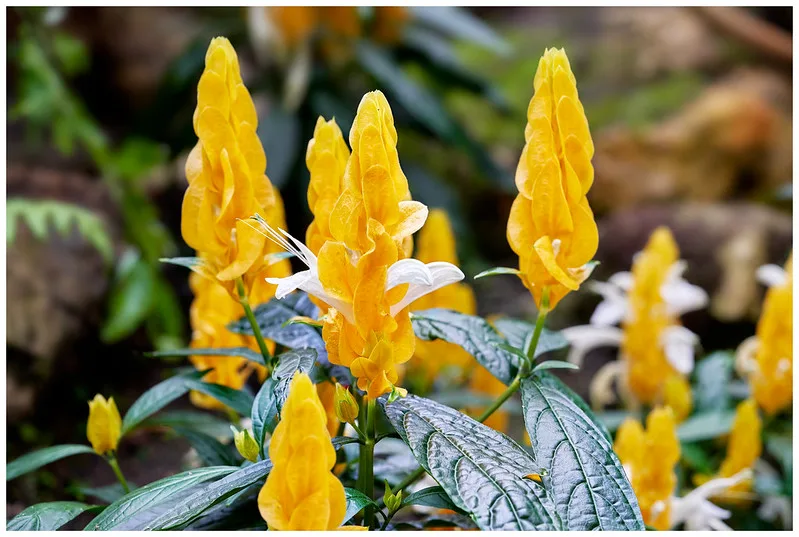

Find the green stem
[[235, 278, 273, 366], [358, 399, 377, 528], [525, 286, 551, 364], [107, 454, 131, 494], [476, 376, 522, 423]]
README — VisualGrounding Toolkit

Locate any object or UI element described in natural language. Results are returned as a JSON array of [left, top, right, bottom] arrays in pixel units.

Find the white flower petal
[[588, 281, 628, 326], [671, 470, 751, 530], [608, 271, 633, 290], [266, 270, 355, 323], [386, 258, 434, 291], [266, 270, 314, 300], [390, 262, 464, 316], [662, 279, 709, 316], [560, 325, 624, 367], [277, 227, 317, 270], [661, 325, 699, 374], [757, 264, 788, 288]]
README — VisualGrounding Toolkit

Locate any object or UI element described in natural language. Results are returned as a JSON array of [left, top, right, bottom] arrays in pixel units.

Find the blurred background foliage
[[6, 6, 792, 526]]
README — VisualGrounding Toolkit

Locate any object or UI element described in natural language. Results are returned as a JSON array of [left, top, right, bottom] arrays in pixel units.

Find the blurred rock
[[591, 68, 791, 213], [7, 166, 121, 422]]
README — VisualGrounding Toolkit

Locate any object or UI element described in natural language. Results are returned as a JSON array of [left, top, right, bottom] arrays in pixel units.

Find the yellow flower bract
[[258, 372, 346, 530], [614, 407, 680, 530], [87, 394, 122, 455], [507, 47, 598, 310]]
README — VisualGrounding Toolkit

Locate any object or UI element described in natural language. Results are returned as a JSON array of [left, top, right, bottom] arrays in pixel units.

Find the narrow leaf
[[172, 427, 238, 467], [7, 444, 95, 481], [142, 410, 233, 438], [121, 370, 207, 435], [183, 380, 254, 417], [7, 501, 99, 531], [146, 346, 265, 366], [410, 6, 510, 54], [474, 266, 521, 279], [532, 360, 579, 373], [677, 410, 736, 442], [402, 486, 465, 514], [251, 378, 278, 459], [343, 487, 378, 525], [158, 256, 202, 269]]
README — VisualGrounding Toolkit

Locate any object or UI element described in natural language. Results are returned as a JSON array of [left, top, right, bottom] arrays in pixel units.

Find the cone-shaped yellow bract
[[258, 373, 346, 530], [87, 395, 122, 455], [507, 48, 597, 310], [320, 91, 428, 399], [718, 398, 761, 492], [614, 407, 680, 530], [409, 209, 477, 384], [622, 227, 690, 407], [181, 37, 291, 299], [751, 254, 792, 415]]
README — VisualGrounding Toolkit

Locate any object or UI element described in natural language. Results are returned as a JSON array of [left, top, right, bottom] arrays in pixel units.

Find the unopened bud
[[334, 383, 359, 425], [383, 480, 403, 513], [232, 427, 259, 462]]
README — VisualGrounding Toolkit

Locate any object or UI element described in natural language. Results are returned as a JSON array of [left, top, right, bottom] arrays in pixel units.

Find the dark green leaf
[[532, 360, 579, 373], [693, 351, 734, 412], [181, 484, 264, 531], [101, 259, 155, 342], [384, 394, 560, 530], [410, 6, 510, 54], [74, 483, 132, 505], [272, 348, 318, 412], [172, 427, 238, 467], [183, 380, 254, 417], [87, 466, 237, 530], [677, 410, 736, 442], [146, 347, 265, 367], [491, 317, 569, 359], [142, 460, 273, 530], [766, 433, 792, 494], [227, 293, 325, 360], [7, 501, 99, 531], [251, 378, 278, 459], [121, 370, 207, 435], [680, 442, 715, 474], [332, 436, 361, 448], [143, 410, 233, 438], [521, 373, 644, 530], [7, 444, 95, 481], [402, 486, 465, 514], [258, 106, 299, 189], [343, 487, 378, 525]]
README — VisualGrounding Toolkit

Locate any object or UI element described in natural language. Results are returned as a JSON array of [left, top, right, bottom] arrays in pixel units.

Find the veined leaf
[[384, 394, 560, 530], [520, 373, 643, 530], [251, 378, 278, 459], [402, 485, 465, 514], [343, 487, 378, 525], [7, 444, 95, 481], [183, 380, 254, 417], [172, 427, 238, 467], [74, 482, 132, 505], [227, 292, 326, 361], [491, 317, 568, 359], [7, 501, 100, 531], [532, 360, 579, 373], [121, 369, 207, 435], [87, 466, 237, 530], [146, 346, 266, 367], [142, 460, 273, 530], [411, 309, 567, 385], [271, 348, 318, 412]]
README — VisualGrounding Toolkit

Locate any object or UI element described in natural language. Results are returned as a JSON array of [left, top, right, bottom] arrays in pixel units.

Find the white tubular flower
[[756, 263, 788, 288], [670, 469, 752, 531], [255, 220, 464, 324]]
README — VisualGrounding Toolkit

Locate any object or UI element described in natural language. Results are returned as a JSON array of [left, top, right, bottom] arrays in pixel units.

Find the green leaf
[[521, 373, 644, 530], [7, 501, 99, 531], [181, 484, 264, 531], [680, 442, 715, 474], [766, 433, 792, 494], [595, 410, 638, 434], [121, 370, 207, 435], [677, 410, 736, 442], [183, 380, 254, 417], [7, 444, 95, 481], [410, 6, 510, 54], [491, 317, 569, 359], [402, 486, 465, 514], [172, 427, 238, 467], [693, 351, 734, 412], [87, 466, 237, 530], [227, 293, 325, 360], [332, 436, 361, 448], [142, 460, 273, 530], [142, 410, 233, 438], [384, 394, 560, 530], [343, 487, 378, 525], [271, 348, 318, 412], [74, 483, 132, 505], [158, 256, 202, 270], [411, 309, 567, 385], [251, 377, 278, 459], [101, 258, 156, 342], [532, 360, 579, 373], [474, 266, 521, 279], [258, 106, 300, 189], [146, 347, 266, 367]]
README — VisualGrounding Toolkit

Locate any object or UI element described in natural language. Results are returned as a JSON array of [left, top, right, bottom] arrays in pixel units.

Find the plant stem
[[107, 454, 131, 494], [525, 286, 551, 363], [235, 278, 272, 366], [389, 291, 552, 498], [358, 398, 377, 528]]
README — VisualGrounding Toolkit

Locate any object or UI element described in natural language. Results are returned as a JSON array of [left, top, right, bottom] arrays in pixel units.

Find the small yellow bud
[[87, 394, 122, 455], [233, 427, 260, 463], [334, 383, 359, 425], [383, 480, 403, 513]]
